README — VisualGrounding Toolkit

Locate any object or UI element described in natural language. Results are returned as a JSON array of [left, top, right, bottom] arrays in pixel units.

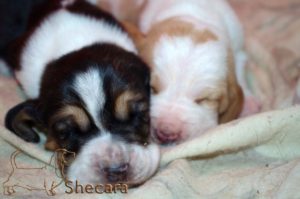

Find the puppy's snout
[[103, 163, 129, 183], [155, 123, 181, 143]]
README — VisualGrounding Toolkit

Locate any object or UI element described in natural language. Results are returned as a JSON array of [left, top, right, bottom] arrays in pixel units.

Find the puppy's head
[[125, 18, 243, 145], [5, 44, 160, 185]]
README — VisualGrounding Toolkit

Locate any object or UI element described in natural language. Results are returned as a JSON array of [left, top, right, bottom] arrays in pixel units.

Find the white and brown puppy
[[4, 0, 159, 186], [126, 0, 245, 144]]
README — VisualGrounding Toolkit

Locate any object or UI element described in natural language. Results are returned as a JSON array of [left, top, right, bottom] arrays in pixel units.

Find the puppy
[[4, 0, 159, 186], [3, 150, 64, 196], [126, 0, 244, 144]]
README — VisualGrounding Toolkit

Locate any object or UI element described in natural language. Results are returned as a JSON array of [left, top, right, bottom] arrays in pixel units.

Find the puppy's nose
[[155, 124, 181, 143], [103, 163, 129, 183]]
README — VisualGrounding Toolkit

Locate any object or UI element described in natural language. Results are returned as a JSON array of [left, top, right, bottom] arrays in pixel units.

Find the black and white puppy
[[4, 0, 159, 185]]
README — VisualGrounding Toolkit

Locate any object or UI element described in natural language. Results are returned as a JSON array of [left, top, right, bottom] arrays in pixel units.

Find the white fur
[[16, 9, 136, 98], [68, 134, 160, 185], [73, 68, 106, 131], [153, 37, 228, 89], [139, 0, 244, 143]]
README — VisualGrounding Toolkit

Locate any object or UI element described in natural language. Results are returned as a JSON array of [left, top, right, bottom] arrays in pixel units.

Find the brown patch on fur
[[126, 17, 218, 68], [218, 50, 244, 123], [54, 105, 90, 131], [161, 21, 218, 44], [115, 91, 144, 120]]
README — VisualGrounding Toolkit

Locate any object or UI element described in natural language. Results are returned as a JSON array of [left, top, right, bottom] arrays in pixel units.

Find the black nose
[[103, 163, 129, 183]]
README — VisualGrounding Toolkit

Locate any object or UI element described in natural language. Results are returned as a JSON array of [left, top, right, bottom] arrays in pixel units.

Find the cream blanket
[[1, 0, 300, 198]]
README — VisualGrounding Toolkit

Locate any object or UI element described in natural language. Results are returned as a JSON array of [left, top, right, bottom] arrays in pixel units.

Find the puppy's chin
[[67, 134, 160, 186]]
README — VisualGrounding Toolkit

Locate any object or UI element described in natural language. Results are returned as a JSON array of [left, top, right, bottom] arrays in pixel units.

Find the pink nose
[[154, 124, 181, 143]]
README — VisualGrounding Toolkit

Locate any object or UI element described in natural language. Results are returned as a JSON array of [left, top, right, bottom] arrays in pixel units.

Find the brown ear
[[122, 21, 146, 50], [218, 53, 244, 123]]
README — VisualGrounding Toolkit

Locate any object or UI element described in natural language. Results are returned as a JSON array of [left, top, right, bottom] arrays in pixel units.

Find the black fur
[[0, 0, 46, 62]]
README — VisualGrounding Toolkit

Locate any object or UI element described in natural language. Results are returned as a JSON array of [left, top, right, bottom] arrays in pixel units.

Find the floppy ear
[[218, 53, 244, 123], [218, 82, 244, 123], [5, 100, 44, 142], [122, 21, 146, 50]]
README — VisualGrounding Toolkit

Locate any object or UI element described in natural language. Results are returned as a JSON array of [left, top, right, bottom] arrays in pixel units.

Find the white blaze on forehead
[[153, 36, 227, 97], [73, 68, 105, 131]]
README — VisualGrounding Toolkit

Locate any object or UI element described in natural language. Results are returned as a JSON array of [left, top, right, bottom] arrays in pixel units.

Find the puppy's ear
[[218, 53, 244, 123], [5, 100, 43, 142], [218, 83, 243, 123], [122, 21, 146, 50]]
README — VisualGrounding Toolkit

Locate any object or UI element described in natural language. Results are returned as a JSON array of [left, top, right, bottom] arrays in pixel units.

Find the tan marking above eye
[[194, 87, 224, 107], [115, 91, 144, 120], [53, 105, 90, 131]]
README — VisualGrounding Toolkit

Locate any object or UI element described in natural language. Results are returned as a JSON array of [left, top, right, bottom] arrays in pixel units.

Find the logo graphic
[[2, 149, 75, 196]]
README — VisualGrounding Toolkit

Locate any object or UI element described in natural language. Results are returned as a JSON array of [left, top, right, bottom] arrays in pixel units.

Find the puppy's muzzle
[[155, 128, 180, 143], [153, 120, 182, 143]]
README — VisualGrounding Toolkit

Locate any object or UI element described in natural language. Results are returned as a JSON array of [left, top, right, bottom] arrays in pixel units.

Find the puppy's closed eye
[[194, 88, 222, 107], [54, 105, 90, 131], [195, 97, 210, 105], [52, 117, 74, 141], [45, 118, 75, 151]]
